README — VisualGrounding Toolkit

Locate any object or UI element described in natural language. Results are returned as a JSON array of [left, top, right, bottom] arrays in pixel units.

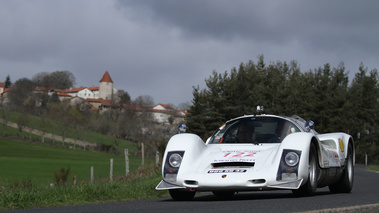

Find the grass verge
[[0, 164, 168, 211], [366, 165, 379, 172], [0, 139, 141, 186]]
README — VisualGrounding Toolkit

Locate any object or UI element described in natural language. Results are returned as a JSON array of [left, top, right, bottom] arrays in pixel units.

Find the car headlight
[[164, 151, 185, 183], [169, 153, 183, 167], [285, 151, 299, 166]]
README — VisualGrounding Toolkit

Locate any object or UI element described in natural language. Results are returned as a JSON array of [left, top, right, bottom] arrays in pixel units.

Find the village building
[[0, 71, 187, 124], [0, 82, 10, 106], [147, 104, 186, 124], [0, 82, 4, 94]]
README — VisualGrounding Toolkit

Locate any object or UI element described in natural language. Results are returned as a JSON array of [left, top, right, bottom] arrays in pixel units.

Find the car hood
[[192, 143, 281, 173]]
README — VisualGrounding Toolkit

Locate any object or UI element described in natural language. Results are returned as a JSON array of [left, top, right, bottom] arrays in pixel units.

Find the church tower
[[99, 71, 113, 100]]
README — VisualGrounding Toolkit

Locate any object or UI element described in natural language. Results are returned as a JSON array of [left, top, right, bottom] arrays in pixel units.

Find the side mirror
[[178, 123, 187, 134], [305, 120, 314, 132]]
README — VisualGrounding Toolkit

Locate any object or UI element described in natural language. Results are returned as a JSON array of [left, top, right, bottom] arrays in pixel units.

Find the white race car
[[156, 107, 354, 201]]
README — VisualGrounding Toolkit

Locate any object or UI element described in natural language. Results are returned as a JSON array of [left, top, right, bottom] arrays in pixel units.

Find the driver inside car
[[269, 120, 297, 143], [237, 121, 254, 143]]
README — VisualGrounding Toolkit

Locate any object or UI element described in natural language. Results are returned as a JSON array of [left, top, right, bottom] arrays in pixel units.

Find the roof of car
[[226, 114, 307, 131]]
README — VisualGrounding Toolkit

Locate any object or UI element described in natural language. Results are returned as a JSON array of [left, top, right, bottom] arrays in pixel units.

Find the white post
[[156, 151, 159, 164], [365, 153, 368, 166], [110, 158, 113, 182], [125, 149, 129, 176], [91, 166, 94, 184], [141, 143, 145, 166]]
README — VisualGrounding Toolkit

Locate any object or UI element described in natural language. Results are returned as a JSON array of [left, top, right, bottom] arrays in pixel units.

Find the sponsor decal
[[339, 138, 344, 153], [213, 150, 259, 163], [208, 169, 247, 173]]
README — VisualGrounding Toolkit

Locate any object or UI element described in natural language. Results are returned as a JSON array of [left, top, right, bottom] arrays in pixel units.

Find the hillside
[[0, 109, 148, 186], [0, 139, 141, 186]]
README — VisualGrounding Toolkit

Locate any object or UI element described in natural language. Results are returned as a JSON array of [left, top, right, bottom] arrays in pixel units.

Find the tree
[[118, 90, 131, 104], [48, 102, 72, 144], [49, 71, 76, 89], [7, 78, 35, 110], [177, 102, 191, 111], [0, 107, 10, 136], [33, 70, 76, 90], [347, 64, 379, 163], [32, 72, 51, 89], [4, 75, 12, 88], [133, 95, 154, 106], [16, 111, 28, 138], [50, 92, 60, 103]]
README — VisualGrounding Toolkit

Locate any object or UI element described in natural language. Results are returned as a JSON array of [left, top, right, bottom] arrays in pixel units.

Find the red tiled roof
[[88, 86, 99, 91], [53, 89, 65, 93], [99, 71, 113, 83], [86, 98, 114, 106], [157, 103, 174, 109], [65, 87, 86, 93], [57, 92, 72, 97], [0, 82, 4, 87], [121, 103, 144, 111], [87, 98, 102, 103], [34, 86, 51, 91]]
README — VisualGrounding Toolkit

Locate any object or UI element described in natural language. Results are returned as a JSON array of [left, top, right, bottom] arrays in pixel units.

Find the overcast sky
[[1, 0, 378, 106]]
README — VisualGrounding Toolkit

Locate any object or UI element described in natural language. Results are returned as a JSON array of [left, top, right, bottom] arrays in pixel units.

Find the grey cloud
[[1, 0, 378, 105]]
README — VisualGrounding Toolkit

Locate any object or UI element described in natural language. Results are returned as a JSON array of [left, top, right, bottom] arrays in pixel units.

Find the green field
[[0, 139, 142, 186]]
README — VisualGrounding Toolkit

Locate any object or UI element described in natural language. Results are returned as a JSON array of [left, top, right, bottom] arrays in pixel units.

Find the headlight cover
[[277, 149, 301, 181], [285, 151, 299, 167], [163, 151, 185, 183], [169, 153, 183, 167]]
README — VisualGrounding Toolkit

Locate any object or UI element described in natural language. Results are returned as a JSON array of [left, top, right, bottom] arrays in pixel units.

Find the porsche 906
[[156, 107, 354, 201]]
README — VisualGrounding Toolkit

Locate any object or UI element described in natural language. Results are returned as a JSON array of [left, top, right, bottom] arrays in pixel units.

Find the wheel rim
[[346, 148, 354, 185]]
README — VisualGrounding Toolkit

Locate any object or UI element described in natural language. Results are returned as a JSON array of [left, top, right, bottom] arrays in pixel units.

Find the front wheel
[[329, 143, 354, 193], [292, 143, 319, 197], [169, 189, 196, 201]]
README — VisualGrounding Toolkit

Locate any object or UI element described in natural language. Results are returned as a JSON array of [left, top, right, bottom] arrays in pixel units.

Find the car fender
[[277, 132, 329, 182], [162, 133, 207, 175], [317, 133, 355, 166]]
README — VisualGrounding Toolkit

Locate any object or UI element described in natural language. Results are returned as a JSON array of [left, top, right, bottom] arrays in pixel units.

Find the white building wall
[[99, 82, 113, 100], [77, 88, 95, 99]]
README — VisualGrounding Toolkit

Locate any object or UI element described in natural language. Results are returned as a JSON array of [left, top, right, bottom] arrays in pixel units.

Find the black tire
[[329, 143, 354, 193], [212, 191, 235, 199], [292, 143, 319, 197], [169, 189, 196, 201]]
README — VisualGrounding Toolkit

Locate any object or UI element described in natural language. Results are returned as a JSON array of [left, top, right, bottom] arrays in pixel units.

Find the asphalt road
[[4, 165, 379, 213]]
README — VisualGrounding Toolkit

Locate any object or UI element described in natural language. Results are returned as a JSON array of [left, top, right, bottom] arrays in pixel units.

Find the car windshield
[[209, 116, 301, 144]]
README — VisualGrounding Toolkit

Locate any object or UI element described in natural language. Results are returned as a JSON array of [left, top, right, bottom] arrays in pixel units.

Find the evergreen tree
[[186, 56, 379, 164], [4, 75, 11, 88]]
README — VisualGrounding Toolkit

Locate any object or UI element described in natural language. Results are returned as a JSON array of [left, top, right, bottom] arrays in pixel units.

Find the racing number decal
[[223, 152, 257, 158], [339, 138, 344, 153]]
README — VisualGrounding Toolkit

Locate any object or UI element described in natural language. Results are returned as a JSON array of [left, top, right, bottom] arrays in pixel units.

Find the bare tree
[[177, 102, 191, 111], [33, 70, 76, 90], [16, 111, 28, 138], [0, 107, 9, 136], [133, 95, 154, 106], [7, 78, 35, 110], [48, 102, 71, 144], [32, 72, 51, 89], [50, 71, 76, 89]]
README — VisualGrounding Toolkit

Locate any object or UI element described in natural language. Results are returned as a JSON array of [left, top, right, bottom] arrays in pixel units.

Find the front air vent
[[251, 179, 266, 184], [212, 162, 255, 168], [184, 180, 198, 186]]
